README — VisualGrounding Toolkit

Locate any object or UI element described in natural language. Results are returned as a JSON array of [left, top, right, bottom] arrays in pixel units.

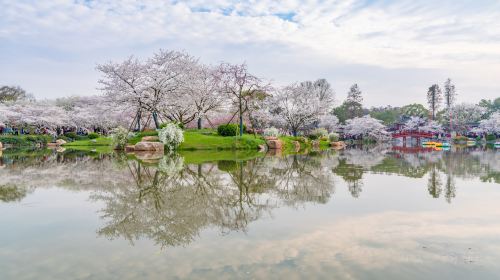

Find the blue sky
[[1, 0, 499, 106]]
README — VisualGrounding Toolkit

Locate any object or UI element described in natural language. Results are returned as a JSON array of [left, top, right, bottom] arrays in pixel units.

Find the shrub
[[64, 132, 78, 139], [486, 134, 496, 141], [311, 128, 328, 139], [88, 133, 99, 139], [295, 136, 309, 144], [111, 126, 134, 150], [328, 132, 339, 142], [158, 123, 184, 150], [453, 135, 468, 143], [263, 127, 280, 138], [217, 124, 246, 136], [160, 122, 184, 129]]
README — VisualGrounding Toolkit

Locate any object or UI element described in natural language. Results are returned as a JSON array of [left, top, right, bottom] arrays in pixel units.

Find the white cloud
[[0, 0, 499, 105]]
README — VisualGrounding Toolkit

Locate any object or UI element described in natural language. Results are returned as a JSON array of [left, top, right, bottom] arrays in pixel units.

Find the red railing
[[392, 130, 434, 139]]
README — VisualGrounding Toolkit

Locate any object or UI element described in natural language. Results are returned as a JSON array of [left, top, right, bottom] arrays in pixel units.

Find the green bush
[[160, 122, 185, 129], [453, 135, 468, 143], [64, 132, 78, 139], [217, 124, 246, 136], [328, 133, 339, 142], [486, 134, 497, 141], [88, 133, 99, 139], [309, 128, 328, 140]]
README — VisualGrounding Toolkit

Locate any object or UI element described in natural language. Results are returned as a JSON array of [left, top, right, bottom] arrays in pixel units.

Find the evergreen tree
[[443, 78, 456, 110], [427, 84, 442, 120], [344, 84, 363, 119]]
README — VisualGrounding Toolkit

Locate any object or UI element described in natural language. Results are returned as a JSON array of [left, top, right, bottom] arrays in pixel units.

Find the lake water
[[0, 146, 499, 279]]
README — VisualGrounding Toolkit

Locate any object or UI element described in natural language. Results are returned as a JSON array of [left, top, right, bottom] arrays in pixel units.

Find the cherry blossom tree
[[477, 112, 500, 134], [403, 116, 427, 131], [445, 103, 485, 133], [0, 100, 70, 130], [57, 96, 133, 132], [270, 81, 334, 136], [215, 63, 268, 136], [184, 64, 225, 129], [419, 120, 443, 133], [318, 114, 339, 132], [343, 115, 390, 141], [97, 56, 147, 130], [146, 49, 198, 127]]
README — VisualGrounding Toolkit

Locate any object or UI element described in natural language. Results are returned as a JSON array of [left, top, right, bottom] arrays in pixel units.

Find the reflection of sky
[[1, 173, 500, 279]]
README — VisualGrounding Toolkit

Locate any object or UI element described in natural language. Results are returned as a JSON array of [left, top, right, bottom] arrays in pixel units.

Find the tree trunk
[[197, 117, 202, 130], [152, 111, 160, 129], [239, 99, 243, 137], [136, 110, 142, 132]]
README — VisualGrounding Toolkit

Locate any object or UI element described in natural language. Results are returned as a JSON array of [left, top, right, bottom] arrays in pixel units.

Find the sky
[[1, 0, 500, 107]]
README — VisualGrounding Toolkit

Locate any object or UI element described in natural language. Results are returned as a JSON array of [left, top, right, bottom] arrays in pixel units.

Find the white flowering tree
[[147, 49, 199, 127], [445, 103, 485, 133], [318, 114, 339, 132], [0, 100, 70, 130], [158, 123, 184, 150], [343, 115, 390, 141], [419, 120, 443, 133], [215, 62, 268, 136], [270, 80, 335, 136], [57, 95, 133, 132], [478, 112, 500, 134], [97, 56, 147, 130], [403, 116, 426, 131]]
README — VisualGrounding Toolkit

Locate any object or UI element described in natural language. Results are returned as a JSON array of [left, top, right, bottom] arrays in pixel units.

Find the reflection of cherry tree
[[93, 156, 278, 248], [263, 153, 336, 205], [427, 166, 443, 198], [332, 146, 390, 198]]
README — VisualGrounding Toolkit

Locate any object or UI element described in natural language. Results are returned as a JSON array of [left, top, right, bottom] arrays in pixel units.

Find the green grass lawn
[[63, 137, 112, 146], [60, 129, 329, 153], [179, 130, 265, 150], [62, 129, 265, 151], [0, 135, 52, 146]]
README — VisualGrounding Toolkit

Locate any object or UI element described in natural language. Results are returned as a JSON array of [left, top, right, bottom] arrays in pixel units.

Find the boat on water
[[466, 140, 476, 146], [422, 141, 451, 148], [495, 142, 500, 148]]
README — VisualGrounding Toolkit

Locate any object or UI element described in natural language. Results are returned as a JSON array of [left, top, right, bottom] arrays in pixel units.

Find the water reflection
[[0, 146, 498, 250]]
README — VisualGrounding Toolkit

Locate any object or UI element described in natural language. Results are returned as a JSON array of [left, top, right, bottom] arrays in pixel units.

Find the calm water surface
[[0, 146, 499, 279]]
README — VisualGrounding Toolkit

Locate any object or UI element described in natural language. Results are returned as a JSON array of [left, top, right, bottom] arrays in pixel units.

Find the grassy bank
[[127, 129, 266, 151], [0, 135, 52, 146], [278, 136, 330, 152], [60, 129, 332, 153]]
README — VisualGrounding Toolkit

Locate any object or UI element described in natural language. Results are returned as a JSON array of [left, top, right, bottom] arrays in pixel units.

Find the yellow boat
[[435, 142, 451, 147]]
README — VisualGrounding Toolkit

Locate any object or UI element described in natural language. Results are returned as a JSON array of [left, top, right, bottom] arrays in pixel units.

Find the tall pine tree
[[427, 84, 442, 120], [344, 84, 363, 119]]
